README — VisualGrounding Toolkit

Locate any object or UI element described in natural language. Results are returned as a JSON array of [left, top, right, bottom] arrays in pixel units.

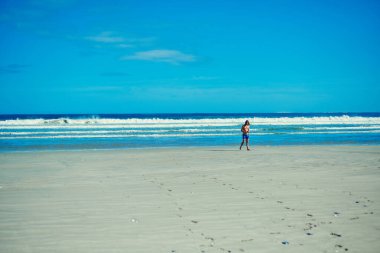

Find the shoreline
[[1, 143, 380, 154]]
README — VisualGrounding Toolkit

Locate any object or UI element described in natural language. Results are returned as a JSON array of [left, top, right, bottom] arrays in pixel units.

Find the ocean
[[0, 113, 379, 152]]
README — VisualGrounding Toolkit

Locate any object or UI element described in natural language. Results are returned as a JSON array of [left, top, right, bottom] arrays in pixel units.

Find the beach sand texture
[[0, 146, 379, 253]]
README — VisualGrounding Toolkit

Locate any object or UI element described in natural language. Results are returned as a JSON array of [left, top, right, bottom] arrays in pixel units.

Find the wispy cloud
[[72, 86, 124, 92], [0, 64, 29, 74], [85, 31, 125, 43], [117, 43, 134, 48], [85, 32, 155, 50], [122, 50, 196, 64], [0, 0, 77, 27]]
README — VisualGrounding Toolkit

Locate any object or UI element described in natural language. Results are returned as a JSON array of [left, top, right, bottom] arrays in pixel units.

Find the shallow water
[[1, 113, 379, 152]]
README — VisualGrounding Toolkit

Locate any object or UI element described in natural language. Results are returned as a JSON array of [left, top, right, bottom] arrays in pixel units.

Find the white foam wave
[[1, 130, 379, 140], [288, 130, 380, 135], [0, 118, 244, 126], [303, 126, 380, 130], [0, 133, 236, 139], [0, 128, 235, 135], [1, 116, 380, 127], [0, 123, 239, 130]]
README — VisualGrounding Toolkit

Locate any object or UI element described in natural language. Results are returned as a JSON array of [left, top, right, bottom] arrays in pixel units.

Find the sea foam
[[1, 115, 380, 127]]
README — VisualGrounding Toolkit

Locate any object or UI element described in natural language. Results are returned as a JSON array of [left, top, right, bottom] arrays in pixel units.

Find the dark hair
[[245, 120, 250, 125]]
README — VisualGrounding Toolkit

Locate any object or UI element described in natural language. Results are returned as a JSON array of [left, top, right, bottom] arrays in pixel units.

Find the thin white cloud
[[85, 32, 124, 43], [117, 43, 134, 48], [73, 86, 124, 92], [85, 32, 155, 49], [122, 50, 196, 64]]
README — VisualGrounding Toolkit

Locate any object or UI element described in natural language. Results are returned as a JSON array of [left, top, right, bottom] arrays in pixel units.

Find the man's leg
[[240, 138, 244, 150], [246, 138, 250, 150]]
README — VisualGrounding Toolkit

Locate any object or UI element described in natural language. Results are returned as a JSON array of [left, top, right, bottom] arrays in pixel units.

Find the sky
[[0, 0, 379, 114]]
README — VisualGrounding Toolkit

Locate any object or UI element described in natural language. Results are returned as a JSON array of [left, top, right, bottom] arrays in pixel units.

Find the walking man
[[240, 120, 250, 151]]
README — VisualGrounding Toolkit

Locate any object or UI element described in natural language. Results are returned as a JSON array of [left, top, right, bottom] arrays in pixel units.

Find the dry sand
[[0, 145, 379, 253]]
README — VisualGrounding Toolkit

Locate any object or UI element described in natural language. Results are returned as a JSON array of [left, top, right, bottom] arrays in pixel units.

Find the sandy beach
[[0, 145, 379, 253]]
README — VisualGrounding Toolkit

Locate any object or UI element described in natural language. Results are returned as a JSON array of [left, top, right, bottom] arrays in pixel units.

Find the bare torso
[[241, 125, 250, 134]]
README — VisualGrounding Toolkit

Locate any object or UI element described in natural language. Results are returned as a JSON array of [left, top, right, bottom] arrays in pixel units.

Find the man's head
[[245, 120, 250, 125]]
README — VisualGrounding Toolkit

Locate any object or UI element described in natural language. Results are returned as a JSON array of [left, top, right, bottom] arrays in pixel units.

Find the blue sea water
[[0, 113, 379, 152]]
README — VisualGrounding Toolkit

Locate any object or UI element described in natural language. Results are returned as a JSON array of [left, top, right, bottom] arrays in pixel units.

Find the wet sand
[[0, 145, 379, 253]]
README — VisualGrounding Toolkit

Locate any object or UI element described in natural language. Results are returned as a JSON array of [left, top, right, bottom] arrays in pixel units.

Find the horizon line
[[0, 112, 379, 116]]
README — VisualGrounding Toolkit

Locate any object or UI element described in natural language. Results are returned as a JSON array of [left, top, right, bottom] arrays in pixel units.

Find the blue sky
[[0, 0, 379, 113]]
